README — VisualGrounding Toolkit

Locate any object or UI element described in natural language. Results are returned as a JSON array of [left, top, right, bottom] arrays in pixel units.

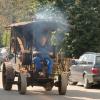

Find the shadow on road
[[28, 87, 100, 99], [0, 87, 78, 100], [0, 86, 100, 100]]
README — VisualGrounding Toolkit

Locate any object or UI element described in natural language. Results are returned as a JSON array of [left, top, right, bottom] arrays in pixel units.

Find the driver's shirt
[[35, 43, 52, 58]]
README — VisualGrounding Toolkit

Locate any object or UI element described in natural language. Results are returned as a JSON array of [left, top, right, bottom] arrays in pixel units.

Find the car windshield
[[96, 56, 100, 65]]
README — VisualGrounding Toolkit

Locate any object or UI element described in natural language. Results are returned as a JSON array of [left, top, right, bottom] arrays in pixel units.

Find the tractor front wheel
[[58, 72, 68, 95], [18, 73, 27, 94]]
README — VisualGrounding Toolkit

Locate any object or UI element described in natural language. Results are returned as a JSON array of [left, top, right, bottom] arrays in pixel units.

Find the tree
[[37, 0, 74, 56], [64, 0, 100, 57], [0, 0, 40, 46], [2, 30, 10, 47], [38, 0, 100, 57]]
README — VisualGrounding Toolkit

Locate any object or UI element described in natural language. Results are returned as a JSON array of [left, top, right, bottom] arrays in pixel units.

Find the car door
[[78, 54, 94, 83], [70, 54, 90, 82], [70, 57, 84, 82], [77, 54, 89, 82], [74, 54, 89, 82], [71, 54, 91, 82]]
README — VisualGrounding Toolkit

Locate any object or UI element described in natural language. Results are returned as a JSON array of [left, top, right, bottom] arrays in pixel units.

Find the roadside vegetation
[[0, 0, 100, 58]]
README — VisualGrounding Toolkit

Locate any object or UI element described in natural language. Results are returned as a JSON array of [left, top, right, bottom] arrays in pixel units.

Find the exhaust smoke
[[31, 4, 69, 53]]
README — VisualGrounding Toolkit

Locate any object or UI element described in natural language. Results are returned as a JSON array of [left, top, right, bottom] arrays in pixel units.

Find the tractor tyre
[[58, 72, 68, 95], [18, 73, 27, 94], [2, 64, 14, 90]]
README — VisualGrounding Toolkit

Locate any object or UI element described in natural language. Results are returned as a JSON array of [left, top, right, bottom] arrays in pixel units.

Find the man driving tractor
[[33, 31, 53, 78]]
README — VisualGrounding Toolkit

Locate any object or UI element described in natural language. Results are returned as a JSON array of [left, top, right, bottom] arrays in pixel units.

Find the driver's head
[[40, 35, 48, 46]]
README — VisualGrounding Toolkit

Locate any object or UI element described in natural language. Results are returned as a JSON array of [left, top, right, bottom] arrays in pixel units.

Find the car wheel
[[83, 75, 91, 89]]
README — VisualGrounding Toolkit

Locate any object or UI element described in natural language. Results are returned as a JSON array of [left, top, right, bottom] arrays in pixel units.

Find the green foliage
[[0, 0, 40, 46], [39, 0, 100, 58], [0, 0, 40, 22], [63, 0, 100, 57], [2, 31, 10, 47]]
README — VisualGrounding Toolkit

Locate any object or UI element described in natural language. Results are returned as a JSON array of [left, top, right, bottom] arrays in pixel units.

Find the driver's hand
[[33, 51, 40, 54], [33, 51, 40, 55], [49, 52, 53, 56]]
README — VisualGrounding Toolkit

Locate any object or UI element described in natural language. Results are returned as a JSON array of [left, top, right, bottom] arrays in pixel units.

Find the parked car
[[0, 52, 14, 71], [69, 52, 100, 88], [0, 47, 9, 71]]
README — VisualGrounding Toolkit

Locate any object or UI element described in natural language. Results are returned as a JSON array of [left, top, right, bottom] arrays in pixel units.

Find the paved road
[[0, 72, 100, 100]]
